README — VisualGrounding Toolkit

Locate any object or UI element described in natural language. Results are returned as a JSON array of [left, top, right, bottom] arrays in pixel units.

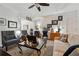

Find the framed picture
[[8, 21, 17, 28], [58, 16, 63, 21], [47, 24, 52, 28], [0, 18, 6, 26], [52, 20, 58, 25], [23, 25, 29, 30]]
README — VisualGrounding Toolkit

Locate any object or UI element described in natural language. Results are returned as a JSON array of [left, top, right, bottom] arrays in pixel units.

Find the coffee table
[[18, 38, 47, 56]]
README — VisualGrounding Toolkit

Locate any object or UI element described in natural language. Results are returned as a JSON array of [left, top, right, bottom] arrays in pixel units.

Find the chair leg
[[37, 50, 41, 56]]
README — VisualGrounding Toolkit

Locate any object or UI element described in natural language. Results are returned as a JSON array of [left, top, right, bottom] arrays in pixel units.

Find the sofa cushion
[[6, 39, 17, 43], [68, 34, 79, 46], [5, 39, 18, 46]]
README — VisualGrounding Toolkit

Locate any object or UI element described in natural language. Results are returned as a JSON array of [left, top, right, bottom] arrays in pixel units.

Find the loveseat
[[1, 31, 19, 51], [1, 30, 27, 51]]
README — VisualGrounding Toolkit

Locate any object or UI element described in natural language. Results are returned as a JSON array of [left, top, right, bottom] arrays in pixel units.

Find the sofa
[[1, 30, 28, 51], [1, 31, 20, 51], [53, 34, 79, 56]]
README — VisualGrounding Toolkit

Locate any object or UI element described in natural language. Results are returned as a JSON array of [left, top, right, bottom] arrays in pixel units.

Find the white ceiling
[[0, 3, 79, 17]]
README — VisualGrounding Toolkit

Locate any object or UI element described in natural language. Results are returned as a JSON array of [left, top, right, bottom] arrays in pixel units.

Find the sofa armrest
[[53, 40, 69, 56]]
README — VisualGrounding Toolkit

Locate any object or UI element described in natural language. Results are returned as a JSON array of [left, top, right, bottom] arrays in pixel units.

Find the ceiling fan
[[28, 3, 50, 12]]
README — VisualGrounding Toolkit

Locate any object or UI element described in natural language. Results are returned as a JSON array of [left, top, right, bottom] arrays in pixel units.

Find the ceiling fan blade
[[28, 4, 35, 9], [39, 3, 49, 6], [37, 7, 41, 11]]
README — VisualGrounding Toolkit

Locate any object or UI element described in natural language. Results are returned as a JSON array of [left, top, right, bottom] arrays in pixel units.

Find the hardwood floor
[[2, 40, 79, 56]]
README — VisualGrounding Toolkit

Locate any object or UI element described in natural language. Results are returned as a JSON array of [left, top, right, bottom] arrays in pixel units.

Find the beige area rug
[[6, 40, 54, 56]]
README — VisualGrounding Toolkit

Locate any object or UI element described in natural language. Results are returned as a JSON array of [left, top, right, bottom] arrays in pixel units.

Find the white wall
[[33, 10, 79, 35]]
